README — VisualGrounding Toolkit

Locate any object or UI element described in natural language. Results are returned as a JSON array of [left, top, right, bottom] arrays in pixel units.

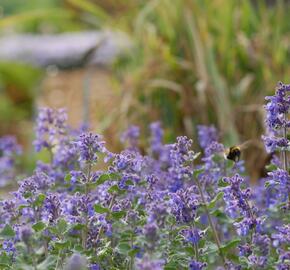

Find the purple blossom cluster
[[262, 82, 290, 153], [33, 107, 67, 152], [0, 82, 289, 269], [222, 174, 257, 236], [0, 136, 21, 186]]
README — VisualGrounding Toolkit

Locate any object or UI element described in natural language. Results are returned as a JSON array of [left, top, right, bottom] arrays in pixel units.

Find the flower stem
[[129, 232, 134, 270], [96, 194, 116, 246], [82, 163, 92, 250], [194, 176, 227, 268]]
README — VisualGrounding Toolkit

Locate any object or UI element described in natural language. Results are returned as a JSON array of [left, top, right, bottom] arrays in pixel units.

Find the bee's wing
[[238, 139, 257, 150]]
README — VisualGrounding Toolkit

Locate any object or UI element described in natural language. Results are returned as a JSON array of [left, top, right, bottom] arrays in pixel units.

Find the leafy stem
[[194, 175, 227, 268], [82, 162, 92, 250], [96, 194, 116, 246]]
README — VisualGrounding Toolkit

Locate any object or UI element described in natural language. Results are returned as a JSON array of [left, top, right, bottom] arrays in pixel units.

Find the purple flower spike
[[34, 107, 67, 152], [197, 125, 219, 149], [262, 82, 290, 153], [75, 132, 105, 164], [121, 125, 140, 149]]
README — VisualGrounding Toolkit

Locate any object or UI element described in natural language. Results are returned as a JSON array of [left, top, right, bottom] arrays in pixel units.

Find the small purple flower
[[222, 174, 256, 236], [75, 133, 105, 164], [252, 233, 271, 256], [121, 125, 140, 149], [0, 136, 22, 186], [144, 223, 159, 245], [262, 82, 290, 153], [0, 136, 22, 156], [181, 228, 204, 245], [64, 253, 87, 270], [189, 260, 207, 270], [204, 141, 224, 157], [262, 136, 288, 153], [248, 254, 268, 268], [90, 264, 100, 270], [197, 125, 219, 149], [223, 174, 252, 217], [238, 243, 252, 257], [2, 239, 16, 256], [272, 224, 290, 246], [266, 169, 290, 203], [43, 194, 61, 223], [146, 174, 158, 189], [136, 256, 164, 270], [150, 122, 164, 155], [18, 178, 39, 199], [170, 187, 199, 224], [20, 225, 33, 245], [277, 249, 290, 270], [33, 107, 67, 152], [264, 82, 290, 131], [168, 136, 196, 191]]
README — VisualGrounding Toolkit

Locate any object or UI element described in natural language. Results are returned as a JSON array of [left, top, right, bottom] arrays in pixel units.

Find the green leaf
[[33, 193, 46, 207], [265, 163, 277, 172], [164, 261, 181, 270], [70, 223, 85, 230], [98, 246, 113, 259], [128, 248, 140, 257], [117, 243, 131, 255], [37, 255, 57, 270], [208, 192, 224, 209], [218, 178, 230, 187], [202, 242, 218, 255], [88, 173, 120, 189], [94, 204, 109, 214], [0, 262, 10, 269], [111, 211, 126, 220], [98, 173, 119, 184], [125, 180, 134, 186], [54, 240, 70, 250], [23, 191, 32, 199], [0, 251, 11, 265], [96, 174, 111, 185], [107, 184, 126, 195], [32, 221, 46, 232], [56, 219, 68, 234], [0, 224, 15, 238], [220, 239, 241, 253], [264, 181, 271, 188], [64, 173, 71, 182], [18, 204, 28, 211], [210, 209, 231, 223], [193, 168, 204, 178]]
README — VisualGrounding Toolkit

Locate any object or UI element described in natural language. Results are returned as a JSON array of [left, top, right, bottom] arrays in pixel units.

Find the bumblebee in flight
[[224, 141, 253, 162]]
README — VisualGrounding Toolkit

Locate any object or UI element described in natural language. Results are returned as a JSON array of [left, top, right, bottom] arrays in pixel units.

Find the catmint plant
[[0, 82, 289, 269]]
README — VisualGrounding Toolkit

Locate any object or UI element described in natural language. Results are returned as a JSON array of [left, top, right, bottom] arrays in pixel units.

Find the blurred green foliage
[[0, 62, 42, 135]]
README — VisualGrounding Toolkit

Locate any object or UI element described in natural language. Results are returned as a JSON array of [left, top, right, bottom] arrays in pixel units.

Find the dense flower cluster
[[222, 174, 256, 236], [0, 83, 289, 269]]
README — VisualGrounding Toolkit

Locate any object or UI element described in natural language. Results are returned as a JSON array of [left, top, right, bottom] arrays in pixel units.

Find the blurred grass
[[109, 0, 290, 177], [111, 0, 290, 143]]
